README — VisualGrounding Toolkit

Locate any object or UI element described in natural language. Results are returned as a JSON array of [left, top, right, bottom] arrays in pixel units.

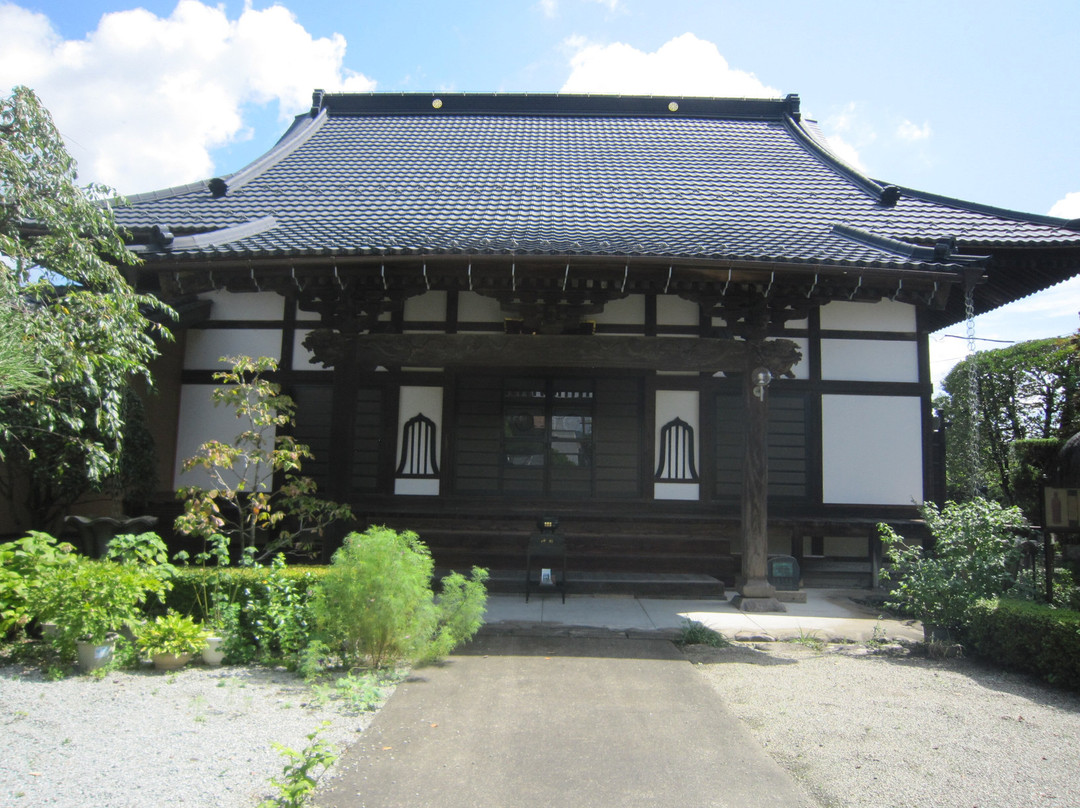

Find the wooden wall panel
[[714, 392, 807, 501]]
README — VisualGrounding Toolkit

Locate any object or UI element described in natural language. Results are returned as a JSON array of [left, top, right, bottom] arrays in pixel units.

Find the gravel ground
[[687, 641, 1080, 808], [0, 662, 390, 808], [4, 640, 1079, 808]]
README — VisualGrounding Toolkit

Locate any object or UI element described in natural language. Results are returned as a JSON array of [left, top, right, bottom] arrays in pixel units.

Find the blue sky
[[3, 0, 1079, 384]]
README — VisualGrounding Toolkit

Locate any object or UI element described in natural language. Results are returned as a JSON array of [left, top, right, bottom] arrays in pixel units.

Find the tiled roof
[[116, 92, 1080, 278]]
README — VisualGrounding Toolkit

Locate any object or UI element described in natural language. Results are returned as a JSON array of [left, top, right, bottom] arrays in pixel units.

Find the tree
[[174, 355, 353, 562], [938, 335, 1080, 514], [0, 304, 43, 400], [0, 86, 173, 530]]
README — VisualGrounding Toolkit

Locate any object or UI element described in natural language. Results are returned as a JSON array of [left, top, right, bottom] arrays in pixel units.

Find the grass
[[676, 619, 730, 648], [310, 669, 404, 715], [785, 628, 826, 651]]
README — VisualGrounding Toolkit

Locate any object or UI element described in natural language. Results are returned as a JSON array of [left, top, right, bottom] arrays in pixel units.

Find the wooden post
[[733, 362, 785, 612], [322, 334, 358, 563]]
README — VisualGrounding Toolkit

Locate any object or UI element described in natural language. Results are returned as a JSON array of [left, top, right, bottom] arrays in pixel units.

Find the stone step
[[445, 569, 727, 599]]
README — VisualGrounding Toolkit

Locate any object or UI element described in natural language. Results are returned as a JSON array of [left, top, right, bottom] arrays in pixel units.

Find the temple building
[[114, 92, 1080, 600]]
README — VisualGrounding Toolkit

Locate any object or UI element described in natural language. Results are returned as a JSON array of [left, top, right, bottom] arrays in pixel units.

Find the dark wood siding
[[291, 383, 384, 496], [714, 392, 807, 501], [291, 384, 333, 492], [352, 387, 384, 495], [452, 377, 501, 494], [593, 377, 642, 498]]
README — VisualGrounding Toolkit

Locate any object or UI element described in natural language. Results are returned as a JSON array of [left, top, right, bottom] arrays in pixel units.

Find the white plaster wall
[[591, 295, 645, 326], [184, 329, 281, 370], [457, 291, 504, 324], [819, 299, 916, 332], [656, 295, 699, 327], [394, 386, 444, 495], [653, 389, 700, 500], [787, 337, 810, 380], [821, 394, 923, 505], [173, 384, 272, 490], [820, 339, 920, 383], [204, 290, 284, 321], [403, 291, 447, 323]]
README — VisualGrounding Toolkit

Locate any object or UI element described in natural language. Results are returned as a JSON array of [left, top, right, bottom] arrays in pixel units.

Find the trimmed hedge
[[165, 565, 330, 663], [966, 598, 1080, 690], [165, 565, 329, 620]]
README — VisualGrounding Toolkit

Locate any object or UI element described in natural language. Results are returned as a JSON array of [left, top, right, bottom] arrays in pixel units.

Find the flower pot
[[76, 637, 116, 672], [201, 636, 226, 666], [922, 623, 954, 644], [151, 652, 192, 671]]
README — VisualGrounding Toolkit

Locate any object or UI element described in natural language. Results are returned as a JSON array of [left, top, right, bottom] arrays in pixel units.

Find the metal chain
[[964, 282, 982, 499]]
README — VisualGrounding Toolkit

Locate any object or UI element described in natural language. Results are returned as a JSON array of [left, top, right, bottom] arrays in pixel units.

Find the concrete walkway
[[315, 633, 818, 808], [315, 589, 916, 808], [483, 588, 924, 643]]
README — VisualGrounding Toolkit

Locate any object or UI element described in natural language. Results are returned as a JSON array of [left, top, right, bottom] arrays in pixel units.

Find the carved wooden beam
[[303, 331, 803, 377]]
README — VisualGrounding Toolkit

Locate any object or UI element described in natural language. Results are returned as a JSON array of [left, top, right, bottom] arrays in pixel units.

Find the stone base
[[730, 595, 787, 613], [775, 590, 808, 604]]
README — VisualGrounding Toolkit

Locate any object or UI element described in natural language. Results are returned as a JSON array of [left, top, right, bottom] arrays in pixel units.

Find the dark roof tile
[[115, 93, 1080, 277]]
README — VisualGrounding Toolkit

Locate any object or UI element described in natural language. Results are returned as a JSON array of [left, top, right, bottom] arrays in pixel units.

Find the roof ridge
[[225, 107, 328, 192], [832, 223, 988, 267], [314, 91, 799, 121], [110, 108, 327, 206], [786, 116, 888, 203], [120, 178, 214, 205], [130, 215, 278, 254]]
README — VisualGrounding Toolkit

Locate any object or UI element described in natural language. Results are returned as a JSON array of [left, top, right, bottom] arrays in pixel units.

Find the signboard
[[1044, 487, 1080, 532]]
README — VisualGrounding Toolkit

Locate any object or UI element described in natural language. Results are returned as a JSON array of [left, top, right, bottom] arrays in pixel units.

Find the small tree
[[0, 86, 173, 530], [175, 355, 352, 562], [313, 526, 488, 669]]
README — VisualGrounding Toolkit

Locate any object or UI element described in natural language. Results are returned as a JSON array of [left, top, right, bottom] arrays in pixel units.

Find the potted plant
[[137, 611, 209, 671], [32, 555, 171, 672], [174, 533, 239, 666]]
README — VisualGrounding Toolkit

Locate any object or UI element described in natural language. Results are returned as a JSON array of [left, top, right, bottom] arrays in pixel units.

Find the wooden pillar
[[322, 336, 358, 563], [733, 360, 785, 612]]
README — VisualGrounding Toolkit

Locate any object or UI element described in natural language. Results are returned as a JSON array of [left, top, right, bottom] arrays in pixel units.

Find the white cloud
[[817, 102, 874, 174], [0, 1, 375, 193], [897, 119, 931, 141], [588, 0, 622, 9], [560, 33, 780, 98], [539, 0, 558, 17], [1049, 192, 1080, 219], [822, 135, 869, 173]]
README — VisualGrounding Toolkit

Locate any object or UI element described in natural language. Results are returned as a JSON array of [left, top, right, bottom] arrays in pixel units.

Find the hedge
[[966, 598, 1080, 690], [165, 565, 329, 619]]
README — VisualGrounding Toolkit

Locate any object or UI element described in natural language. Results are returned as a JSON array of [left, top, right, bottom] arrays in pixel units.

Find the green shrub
[[879, 498, 1028, 635], [313, 526, 487, 669], [0, 532, 78, 636], [967, 598, 1080, 690], [423, 567, 490, 664], [137, 611, 208, 658], [31, 557, 171, 661], [105, 531, 172, 568], [166, 561, 326, 665]]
